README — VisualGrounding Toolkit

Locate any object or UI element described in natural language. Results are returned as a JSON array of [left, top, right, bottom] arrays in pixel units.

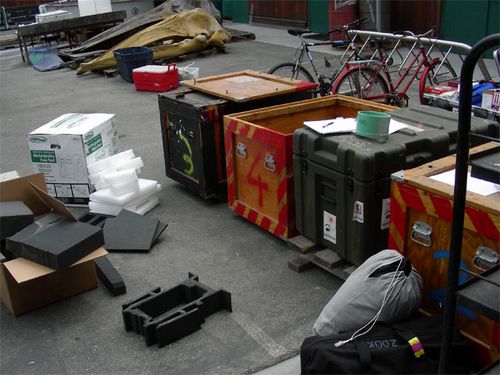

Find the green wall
[[308, 0, 330, 33], [231, 0, 248, 23], [441, 0, 500, 46]]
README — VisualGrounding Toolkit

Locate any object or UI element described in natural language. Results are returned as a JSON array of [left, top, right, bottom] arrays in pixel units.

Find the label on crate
[[353, 201, 364, 224], [323, 211, 337, 244], [381, 198, 391, 230]]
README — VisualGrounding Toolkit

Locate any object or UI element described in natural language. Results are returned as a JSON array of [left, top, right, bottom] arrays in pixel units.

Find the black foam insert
[[6, 212, 104, 269]]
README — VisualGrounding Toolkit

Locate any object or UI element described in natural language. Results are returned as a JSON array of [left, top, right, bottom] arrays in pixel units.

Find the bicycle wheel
[[419, 60, 458, 104], [331, 66, 390, 103], [268, 63, 315, 83]]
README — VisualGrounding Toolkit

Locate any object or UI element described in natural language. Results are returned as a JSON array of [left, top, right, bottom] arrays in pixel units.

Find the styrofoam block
[[110, 178, 140, 196], [90, 179, 158, 206], [88, 201, 122, 216], [118, 184, 161, 210], [103, 168, 137, 186], [88, 157, 143, 190], [127, 197, 160, 215], [115, 157, 143, 173], [89, 185, 160, 215], [87, 149, 135, 175]]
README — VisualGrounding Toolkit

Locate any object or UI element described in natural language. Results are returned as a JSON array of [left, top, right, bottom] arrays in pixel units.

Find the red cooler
[[132, 64, 179, 92]]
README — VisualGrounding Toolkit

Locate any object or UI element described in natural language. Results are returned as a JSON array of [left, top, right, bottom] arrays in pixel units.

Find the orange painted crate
[[389, 142, 500, 366], [223, 95, 394, 239]]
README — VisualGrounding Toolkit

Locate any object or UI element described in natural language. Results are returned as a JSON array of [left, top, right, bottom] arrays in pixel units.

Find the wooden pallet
[[287, 235, 357, 280]]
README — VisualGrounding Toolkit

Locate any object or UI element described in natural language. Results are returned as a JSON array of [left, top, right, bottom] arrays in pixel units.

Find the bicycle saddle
[[288, 29, 311, 36]]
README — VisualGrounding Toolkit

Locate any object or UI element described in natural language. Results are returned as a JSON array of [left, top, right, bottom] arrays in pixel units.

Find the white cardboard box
[[27, 113, 119, 205]]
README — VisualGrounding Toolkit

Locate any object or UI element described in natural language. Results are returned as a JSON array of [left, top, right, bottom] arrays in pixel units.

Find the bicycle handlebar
[[328, 17, 366, 34]]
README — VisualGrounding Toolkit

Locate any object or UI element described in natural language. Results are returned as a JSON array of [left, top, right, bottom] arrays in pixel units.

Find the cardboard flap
[[0, 173, 49, 216], [30, 183, 77, 221], [3, 247, 108, 284]]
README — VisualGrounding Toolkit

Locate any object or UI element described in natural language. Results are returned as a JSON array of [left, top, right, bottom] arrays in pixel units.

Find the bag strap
[[355, 339, 372, 370], [391, 324, 425, 358]]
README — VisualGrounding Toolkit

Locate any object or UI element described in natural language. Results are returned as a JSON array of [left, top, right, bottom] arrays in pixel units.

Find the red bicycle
[[331, 29, 457, 107]]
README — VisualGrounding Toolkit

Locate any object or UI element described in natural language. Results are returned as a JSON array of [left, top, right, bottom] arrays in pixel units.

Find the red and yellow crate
[[389, 142, 499, 365], [224, 95, 394, 239]]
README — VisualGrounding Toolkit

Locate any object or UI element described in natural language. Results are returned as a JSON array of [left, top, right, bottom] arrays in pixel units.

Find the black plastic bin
[[113, 47, 153, 83]]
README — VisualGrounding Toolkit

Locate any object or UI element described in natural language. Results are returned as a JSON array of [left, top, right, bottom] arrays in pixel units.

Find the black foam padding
[[153, 221, 168, 244], [103, 210, 159, 252], [78, 212, 114, 228], [122, 273, 232, 347], [95, 256, 126, 296], [6, 212, 104, 269], [0, 201, 34, 241], [0, 240, 15, 260]]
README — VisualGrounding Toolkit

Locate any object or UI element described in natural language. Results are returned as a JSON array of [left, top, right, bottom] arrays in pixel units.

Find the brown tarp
[[71, 0, 221, 53], [76, 9, 230, 75]]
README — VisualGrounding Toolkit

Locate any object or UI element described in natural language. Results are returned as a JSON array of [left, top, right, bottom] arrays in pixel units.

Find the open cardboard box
[[0, 173, 107, 316]]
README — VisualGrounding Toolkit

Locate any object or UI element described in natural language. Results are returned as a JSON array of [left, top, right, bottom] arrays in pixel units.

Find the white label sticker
[[353, 201, 364, 223], [381, 198, 391, 230], [323, 211, 336, 244]]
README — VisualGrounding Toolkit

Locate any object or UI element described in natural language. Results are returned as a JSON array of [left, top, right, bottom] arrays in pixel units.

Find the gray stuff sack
[[313, 249, 423, 336]]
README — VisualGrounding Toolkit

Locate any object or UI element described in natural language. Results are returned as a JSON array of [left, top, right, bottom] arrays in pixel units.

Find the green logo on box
[[29, 136, 47, 143], [85, 134, 102, 155], [31, 150, 56, 163], [84, 131, 94, 141]]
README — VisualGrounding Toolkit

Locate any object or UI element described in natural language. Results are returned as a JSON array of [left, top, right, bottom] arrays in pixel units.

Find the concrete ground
[[0, 20, 497, 375]]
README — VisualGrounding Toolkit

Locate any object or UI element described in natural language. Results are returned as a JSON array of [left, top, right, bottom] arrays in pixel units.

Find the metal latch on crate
[[411, 221, 433, 247], [236, 143, 247, 158], [264, 154, 276, 172], [472, 246, 498, 271]]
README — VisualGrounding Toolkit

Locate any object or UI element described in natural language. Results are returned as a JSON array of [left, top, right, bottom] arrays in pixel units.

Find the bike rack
[[122, 273, 232, 347], [348, 30, 491, 81]]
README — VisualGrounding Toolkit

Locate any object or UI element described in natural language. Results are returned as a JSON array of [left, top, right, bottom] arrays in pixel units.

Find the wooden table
[[17, 10, 126, 64]]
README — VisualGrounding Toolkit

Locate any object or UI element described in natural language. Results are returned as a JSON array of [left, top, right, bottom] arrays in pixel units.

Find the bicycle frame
[[345, 44, 438, 102]]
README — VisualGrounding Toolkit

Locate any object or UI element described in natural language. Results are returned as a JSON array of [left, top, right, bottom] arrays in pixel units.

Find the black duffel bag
[[300, 315, 478, 374]]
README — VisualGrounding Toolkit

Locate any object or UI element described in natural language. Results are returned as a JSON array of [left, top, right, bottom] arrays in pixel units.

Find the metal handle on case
[[472, 246, 498, 271], [264, 154, 276, 172], [236, 143, 247, 158], [410, 221, 433, 247]]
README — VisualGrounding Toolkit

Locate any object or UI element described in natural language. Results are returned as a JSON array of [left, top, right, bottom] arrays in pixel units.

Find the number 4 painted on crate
[[246, 153, 268, 207]]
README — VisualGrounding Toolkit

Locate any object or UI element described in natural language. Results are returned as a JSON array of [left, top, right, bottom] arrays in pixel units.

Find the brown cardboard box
[[0, 248, 107, 316], [0, 173, 107, 316]]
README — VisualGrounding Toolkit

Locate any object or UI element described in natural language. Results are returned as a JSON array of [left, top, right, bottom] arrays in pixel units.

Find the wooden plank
[[313, 249, 344, 270], [182, 70, 316, 103], [288, 235, 320, 254]]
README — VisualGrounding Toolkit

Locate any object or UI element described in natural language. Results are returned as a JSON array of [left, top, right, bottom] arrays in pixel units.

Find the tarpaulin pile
[[76, 8, 230, 75]]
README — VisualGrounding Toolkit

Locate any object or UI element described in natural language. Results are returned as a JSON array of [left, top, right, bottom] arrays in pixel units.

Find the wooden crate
[[182, 70, 317, 103], [224, 95, 394, 239], [159, 74, 315, 199], [388, 142, 500, 365]]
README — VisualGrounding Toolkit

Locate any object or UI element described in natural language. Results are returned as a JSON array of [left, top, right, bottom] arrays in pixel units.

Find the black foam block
[[103, 210, 159, 252], [95, 256, 126, 296], [6, 212, 104, 269], [153, 221, 168, 244], [0, 201, 34, 241]]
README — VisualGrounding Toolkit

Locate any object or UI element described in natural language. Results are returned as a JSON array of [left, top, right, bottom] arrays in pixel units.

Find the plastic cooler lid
[[133, 65, 174, 73]]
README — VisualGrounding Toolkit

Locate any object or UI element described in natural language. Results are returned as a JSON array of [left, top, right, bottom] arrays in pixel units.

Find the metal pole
[[375, 0, 381, 32], [438, 33, 500, 374]]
